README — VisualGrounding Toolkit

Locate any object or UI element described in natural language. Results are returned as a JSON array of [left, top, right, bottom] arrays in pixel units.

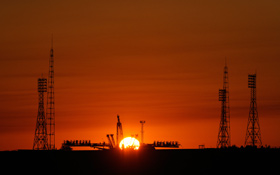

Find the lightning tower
[[217, 62, 231, 148], [140, 121, 145, 144], [47, 37, 55, 149], [245, 74, 262, 147], [33, 78, 48, 150]]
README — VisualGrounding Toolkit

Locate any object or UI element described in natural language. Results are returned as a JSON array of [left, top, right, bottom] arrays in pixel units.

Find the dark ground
[[1, 148, 279, 175]]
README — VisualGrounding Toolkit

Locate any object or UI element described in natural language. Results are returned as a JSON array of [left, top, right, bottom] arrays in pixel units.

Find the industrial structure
[[217, 64, 231, 148], [47, 37, 55, 150], [32, 45, 266, 150], [217, 62, 231, 148], [116, 115, 123, 146], [245, 74, 262, 147], [33, 78, 48, 150], [61, 115, 180, 150], [140, 120, 145, 144], [62, 116, 124, 150]]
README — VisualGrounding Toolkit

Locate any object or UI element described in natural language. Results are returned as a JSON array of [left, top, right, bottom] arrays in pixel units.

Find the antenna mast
[[47, 36, 55, 149], [140, 121, 145, 144], [217, 62, 231, 148]]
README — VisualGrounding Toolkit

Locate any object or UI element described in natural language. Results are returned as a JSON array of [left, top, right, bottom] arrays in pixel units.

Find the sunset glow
[[0, 1, 280, 151], [119, 137, 140, 150]]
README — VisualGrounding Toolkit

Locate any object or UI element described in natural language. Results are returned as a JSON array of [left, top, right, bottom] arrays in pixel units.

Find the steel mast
[[217, 62, 231, 148], [245, 74, 262, 147], [47, 36, 55, 149], [33, 78, 48, 150], [140, 121, 145, 144]]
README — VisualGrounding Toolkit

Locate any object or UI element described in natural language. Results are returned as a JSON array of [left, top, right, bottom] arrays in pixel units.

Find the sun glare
[[119, 137, 140, 150]]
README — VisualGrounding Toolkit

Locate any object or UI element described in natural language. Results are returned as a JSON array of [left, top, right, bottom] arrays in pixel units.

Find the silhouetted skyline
[[1, 0, 280, 150]]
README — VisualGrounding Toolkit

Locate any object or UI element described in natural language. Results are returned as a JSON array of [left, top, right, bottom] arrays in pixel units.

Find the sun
[[119, 137, 140, 150]]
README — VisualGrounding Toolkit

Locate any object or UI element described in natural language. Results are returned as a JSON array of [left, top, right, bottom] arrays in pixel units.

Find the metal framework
[[116, 115, 123, 146], [33, 78, 48, 150], [62, 140, 180, 150], [140, 120, 145, 144], [47, 38, 55, 149], [217, 63, 231, 148], [107, 134, 115, 149], [245, 74, 262, 147]]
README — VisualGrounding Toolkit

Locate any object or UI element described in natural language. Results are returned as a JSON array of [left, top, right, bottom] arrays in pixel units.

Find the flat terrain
[[1, 148, 279, 175]]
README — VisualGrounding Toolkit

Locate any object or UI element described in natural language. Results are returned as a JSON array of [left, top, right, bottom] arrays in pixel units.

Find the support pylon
[[33, 78, 48, 150], [245, 74, 262, 147], [217, 62, 231, 148]]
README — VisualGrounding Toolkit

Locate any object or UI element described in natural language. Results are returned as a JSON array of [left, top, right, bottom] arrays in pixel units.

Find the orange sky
[[1, 1, 280, 150]]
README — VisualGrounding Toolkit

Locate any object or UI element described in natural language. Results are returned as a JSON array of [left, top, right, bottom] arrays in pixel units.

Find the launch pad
[[61, 115, 180, 151]]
